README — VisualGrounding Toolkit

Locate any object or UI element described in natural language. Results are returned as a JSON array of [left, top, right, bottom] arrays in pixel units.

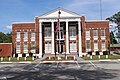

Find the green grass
[[82, 55, 120, 60], [0, 57, 36, 62]]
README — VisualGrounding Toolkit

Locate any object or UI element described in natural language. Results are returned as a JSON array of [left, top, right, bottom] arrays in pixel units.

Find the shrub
[[103, 51, 108, 55], [95, 51, 99, 55], [15, 54, 18, 57], [87, 51, 92, 55], [29, 53, 33, 57], [22, 54, 26, 57]]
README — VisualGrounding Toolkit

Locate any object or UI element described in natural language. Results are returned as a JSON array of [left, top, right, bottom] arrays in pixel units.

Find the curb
[[0, 61, 32, 63]]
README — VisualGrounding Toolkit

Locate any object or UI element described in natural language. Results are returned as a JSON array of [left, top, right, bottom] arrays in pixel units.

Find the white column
[[66, 21, 69, 54], [78, 21, 82, 57], [39, 22, 42, 58], [51, 21, 55, 54]]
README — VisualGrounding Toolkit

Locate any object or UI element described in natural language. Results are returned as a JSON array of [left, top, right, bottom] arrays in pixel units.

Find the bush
[[29, 53, 33, 57], [87, 51, 92, 55], [103, 51, 109, 55], [15, 54, 18, 57], [22, 54, 26, 57], [95, 51, 99, 55]]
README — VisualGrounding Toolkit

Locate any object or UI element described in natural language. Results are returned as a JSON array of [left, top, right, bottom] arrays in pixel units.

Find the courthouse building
[[12, 8, 110, 58]]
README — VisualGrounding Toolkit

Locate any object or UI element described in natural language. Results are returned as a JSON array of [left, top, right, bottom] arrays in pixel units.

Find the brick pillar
[[81, 16, 86, 53], [35, 16, 39, 54]]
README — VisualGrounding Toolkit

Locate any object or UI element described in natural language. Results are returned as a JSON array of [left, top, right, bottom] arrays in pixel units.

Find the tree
[[106, 11, 120, 43], [110, 31, 117, 44], [0, 32, 12, 43]]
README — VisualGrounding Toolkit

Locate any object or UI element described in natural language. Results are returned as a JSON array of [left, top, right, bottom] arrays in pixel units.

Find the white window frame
[[102, 40, 106, 50], [24, 42, 28, 50], [69, 26, 76, 38], [86, 41, 91, 51], [44, 27, 51, 38], [24, 32, 28, 39], [94, 41, 98, 51], [16, 32, 20, 39], [45, 42, 51, 53], [70, 42, 76, 52]]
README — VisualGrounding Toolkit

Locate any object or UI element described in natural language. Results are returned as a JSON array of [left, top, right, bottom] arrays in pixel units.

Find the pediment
[[39, 8, 81, 18]]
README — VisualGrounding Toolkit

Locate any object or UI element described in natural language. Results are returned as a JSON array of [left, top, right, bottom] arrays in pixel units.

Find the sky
[[0, 0, 120, 33]]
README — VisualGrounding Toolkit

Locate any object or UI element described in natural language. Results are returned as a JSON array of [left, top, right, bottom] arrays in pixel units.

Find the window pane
[[24, 32, 28, 39], [16, 42, 20, 50], [69, 27, 76, 37], [16, 32, 20, 38], [86, 41, 90, 49], [44, 27, 51, 37], [93, 30, 98, 36], [101, 30, 105, 36], [31, 32, 35, 38], [24, 42, 28, 50]]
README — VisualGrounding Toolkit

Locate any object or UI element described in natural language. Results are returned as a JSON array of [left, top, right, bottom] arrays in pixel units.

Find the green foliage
[[103, 51, 109, 55], [95, 51, 99, 55], [106, 11, 120, 42], [22, 54, 26, 57], [110, 31, 117, 44], [87, 51, 92, 55], [0, 32, 12, 43]]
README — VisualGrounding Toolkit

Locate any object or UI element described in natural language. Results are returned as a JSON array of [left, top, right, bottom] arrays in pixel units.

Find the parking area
[[0, 60, 120, 80]]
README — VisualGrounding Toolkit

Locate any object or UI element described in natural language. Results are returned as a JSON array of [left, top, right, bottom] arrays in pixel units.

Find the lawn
[[82, 55, 120, 60]]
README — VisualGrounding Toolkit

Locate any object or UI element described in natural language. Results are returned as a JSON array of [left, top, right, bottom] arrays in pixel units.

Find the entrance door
[[57, 40, 64, 53]]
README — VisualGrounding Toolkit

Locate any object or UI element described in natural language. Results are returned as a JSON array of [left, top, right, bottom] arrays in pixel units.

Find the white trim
[[0, 43, 12, 44], [39, 22, 42, 58], [51, 22, 55, 54], [78, 21, 82, 57], [86, 20, 109, 22], [12, 22, 34, 24], [66, 21, 69, 54]]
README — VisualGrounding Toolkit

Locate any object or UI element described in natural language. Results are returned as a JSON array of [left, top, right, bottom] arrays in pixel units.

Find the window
[[16, 32, 20, 39], [69, 27, 76, 37], [86, 41, 90, 49], [16, 42, 20, 50], [101, 30, 105, 36], [94, 41, 98, 50], [24, 42, 28, 50], [86, 30, 90, 38], [44, 27, 51, 37], [24, 32, 28, 39], [31, 32, 35, 38], [102, 40, 106, 49], [70, 42, 76, 51], [31, 42, 36, 50], [93, 30, 98, 36], [45, 42, 51, 51]]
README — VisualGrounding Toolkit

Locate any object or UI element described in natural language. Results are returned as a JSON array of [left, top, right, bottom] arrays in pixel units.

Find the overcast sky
[[0, 0, 120, 33]]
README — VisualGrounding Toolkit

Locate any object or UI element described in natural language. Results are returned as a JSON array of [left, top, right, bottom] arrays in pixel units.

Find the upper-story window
[[93, 30, 98, 36], [86, 30, 90, 38], [16, 32, 20, 39], [44, 27, 51, 37], [69, 26, 76, 37], [101, 30, 105, 36], [31, 32, 35, 38], [24, 32, 28, 39]]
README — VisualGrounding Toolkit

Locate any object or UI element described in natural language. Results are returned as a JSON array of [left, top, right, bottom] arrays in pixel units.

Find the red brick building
[[0, 43, 12, 57], [12, 8, 110, 58]]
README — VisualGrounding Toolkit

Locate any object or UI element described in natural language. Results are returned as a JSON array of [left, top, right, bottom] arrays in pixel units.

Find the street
[[0, 60, 120, 80]]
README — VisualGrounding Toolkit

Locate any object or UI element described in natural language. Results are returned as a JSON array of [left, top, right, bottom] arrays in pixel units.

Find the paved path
[[0, 60, 120, 80]]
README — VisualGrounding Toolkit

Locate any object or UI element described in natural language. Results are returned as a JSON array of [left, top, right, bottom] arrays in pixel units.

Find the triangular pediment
[[39, 8, 81, 18]]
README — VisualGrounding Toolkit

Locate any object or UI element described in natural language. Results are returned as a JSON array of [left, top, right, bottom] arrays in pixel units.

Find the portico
[[38, 8, 82, 58]]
